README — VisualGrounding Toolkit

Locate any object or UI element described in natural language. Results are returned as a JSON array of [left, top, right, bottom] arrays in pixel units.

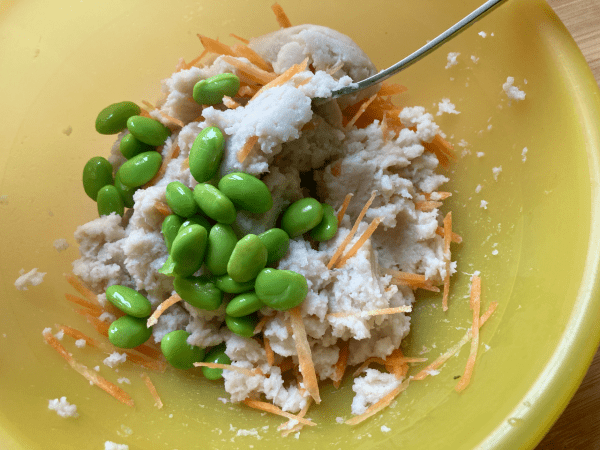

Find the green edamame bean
[[255, 268, 308, 311], [114, 170, 137, 208], [106, 285, 152, 318], [165, 181, 198, 218], [205, 224, 238, 276], [189, 127, 224, 183], [97, 185, 124, 217], [193, 73, 240, 106], [117, 151, 162, 187], [95, 101, 141, 135], [173, 275, 223, 310], [161, 330, 205, 370], [226, 292, 263, 318], [82, 156, 113, 201], [162, 214, 185, 252], [158, 254, 176, 276], [181, 215, 212, 234], [215, 275, 255, 294], [281, 198, 324, 238], [258, 228, 290, 265], [108, 315, 152, 349], [126, 116, 171, 146], [119, 133, 154, 159], [218, 172, 273, 214], [309, 203, 338, 241], [225, 314, 258, 338], [171, 224, 207, 277], [227, 234, 267, 283], [201, 344, 230, 380], [193, 184, 236, 224]]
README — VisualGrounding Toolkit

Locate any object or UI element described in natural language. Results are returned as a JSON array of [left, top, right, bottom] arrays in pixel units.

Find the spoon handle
[[323, 0, 509, 102]]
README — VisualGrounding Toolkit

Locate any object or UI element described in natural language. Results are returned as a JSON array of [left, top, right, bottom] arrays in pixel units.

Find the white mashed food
[[14, 268, 46, 291], [48, 397, 78, 418], [73, 24, 453, 415]]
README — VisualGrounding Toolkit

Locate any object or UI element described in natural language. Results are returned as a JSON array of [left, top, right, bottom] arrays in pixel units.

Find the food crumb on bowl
[[48, 397, 78, 418], [117, 378, 131, 385], [445, 52, 460, 69], [492, 166, 502, 181], [53, 238, 70, 252], [436, 98, 460, 116], [522, 147, 528, 162], [381, 425, 391, 432], [470, 55, 479, 64], [103, 352, 127, 368], [502, 77, 526, 101], [75, 339, 86, 348], [478, 31, 487, 38], [14, 268, 46, 291], [104, 442, 129, 450], [480, 200, 488, 209]]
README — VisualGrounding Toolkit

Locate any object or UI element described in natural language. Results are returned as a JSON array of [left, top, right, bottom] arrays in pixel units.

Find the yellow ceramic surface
[[1, 0, 599, 448]]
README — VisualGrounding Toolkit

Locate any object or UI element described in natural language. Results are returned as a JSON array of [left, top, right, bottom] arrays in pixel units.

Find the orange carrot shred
[[334, 216, 383, 268], [237, 135, 259, 163], [423, 191, 452, 201], [43, 329, 134, 407], [436, 226, 462, 244], [64, 293, 103, 314], [271, 3, 292, 28], [279, 397, 313, 436], [158, 111, 185, 128], [345, 378, 410, 425], [336, 193, 353, 223], [252, 58, 308, 99], [184, 49, 209, 70], [142, 100, 156, 110], [327, 305, 412, 319], [243, 399, 316, 426], [230, 33, 250, 44], [442, 212, 452, 311], [220, 56, 277, 85], [238, 85, 260, 97], [414, 200, 443, 212], [147, 294, 182, 327], [264, 337, 275, 366], [154, 201, 172, 216], [222, 95, 241, 109], [232, 44, 273, 72], [142, 372, 163, 408], [289, 307, 321, 404], [254, 313, 274, 334], [65, 274, 100, 305], [332, 341, 349, 389], [328, 191, 377, 269], [456, 275, 481, 392], [326, 61, 344, 76], [197, 34, 236, 57], [345, 94, 378, 130], [330, 160, 342, 177]]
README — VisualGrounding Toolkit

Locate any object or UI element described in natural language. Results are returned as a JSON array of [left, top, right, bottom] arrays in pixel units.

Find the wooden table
[[536, 1, 600, 448]]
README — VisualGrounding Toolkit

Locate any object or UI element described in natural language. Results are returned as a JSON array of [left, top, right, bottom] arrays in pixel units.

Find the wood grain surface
[[536, 1, 600, 448]]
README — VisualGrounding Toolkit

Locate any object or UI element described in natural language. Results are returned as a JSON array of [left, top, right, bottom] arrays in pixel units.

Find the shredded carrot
[[278, 358, 295, 374], [244, 398, 316, 426], [65, 274, 100, 305], [384, 269, 440, 292], [264, 337, 275, 366], [381, 112, 390, 141], [154, 201, 172, 216], [147, 294, 182, 327], [414, 200, 443, 212], [237, 135, 259, 163], [334, 216, 383, 268], [332, 340, 349, 388], [158, 111, 185, 128], [220, 55, 277, 85], [336, 193, 353, 223], [271, 3, 292, 28], [424, 191, 452, 201], [197, 34, 236, 57], [79, 310, 110, 337], [238, 85, 260, 97], [184, 49, 209, 70], [345, 94, 378, 130], [455, 275, 481, 392], [133, 343, 163, 361], [222, 95, 241, 109], [64, 293, 103, 314], [252, 58, 308, 99], [59, 326, 166, 372], [330, 160, 342, 177], [232, 44, 273, 72], [295, 76, 313, 87], [378, 83, 408, 96], [43, 329, 134, 406], [327, 305, 412, 319], [288, 307, 321, 403], [141, 372, 163, 408], [328, 190, 377, 269], [442, 212, 452, 311], [279, 397, 313, 436], [353, 357, 387, 377], [193, 362, 263, 377], [142, 100, 156, 110], [326, 61, 344, 76], [230, 33, 250, 44], [412, 298, 497, 382], [435, 226, 462, 244], [345, 378, 410, 425], [181, 157, 190, 170], [254, 313, 274, 334], [422, 135, 455, 168], [144, 144, 179, 188]]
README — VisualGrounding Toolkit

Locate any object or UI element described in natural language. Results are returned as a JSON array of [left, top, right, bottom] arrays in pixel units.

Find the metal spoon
[[314, 0, 508, 105]]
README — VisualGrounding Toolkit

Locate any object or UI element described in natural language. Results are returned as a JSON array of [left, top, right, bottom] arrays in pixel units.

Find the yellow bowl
[[1, 0, 599, 448]]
